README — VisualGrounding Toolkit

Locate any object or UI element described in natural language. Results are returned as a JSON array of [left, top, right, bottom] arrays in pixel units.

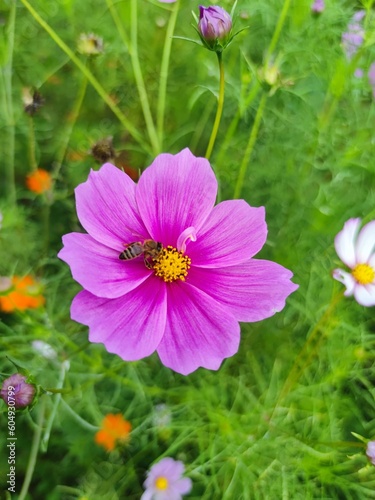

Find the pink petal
[[174, 477, 193, 495], [187, 260, 298, 322], [355, 220, 375, 263], [70, 278, 167, 360], [165, 489, 185, 500], [332, 268, 356, 296], [140, 491, 153, 500], [145, 458, 184, 486], [353, 283, 375, 306], [136, 148, 217, 246], [334, 218, 361, 268], [75, 163, 147, 249], [156, 282, 240, 375], [188, 200, 267, 267], [58, 233, 150, 298]]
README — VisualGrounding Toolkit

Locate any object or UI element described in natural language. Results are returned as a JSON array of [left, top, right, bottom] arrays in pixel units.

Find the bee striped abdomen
[[119, 242, 144, 260]]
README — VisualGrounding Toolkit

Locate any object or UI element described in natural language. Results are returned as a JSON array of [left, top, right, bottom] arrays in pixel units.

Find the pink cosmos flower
[[58, 148, 298, 375], [366, 441, 375, 465], [141, 457, 192, 500], [333, 218, 375, 306]]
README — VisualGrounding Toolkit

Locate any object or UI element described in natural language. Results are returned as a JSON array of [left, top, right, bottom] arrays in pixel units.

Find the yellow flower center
[[152, 246, 191, 283], [155, 476, 169, 490], [352, 263, 375, 285]]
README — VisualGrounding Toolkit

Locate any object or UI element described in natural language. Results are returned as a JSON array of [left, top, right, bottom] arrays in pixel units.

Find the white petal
[[353, 284, 375, 306], [356, 220, 375, 263], [334, 218, 361, 268], [332, 268, 356, 296], [368, 253, 375, 269]]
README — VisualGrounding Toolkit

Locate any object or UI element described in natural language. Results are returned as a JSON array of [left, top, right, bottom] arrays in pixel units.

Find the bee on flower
[[58, 148, 298, 375], [333, 218, 375, 306]]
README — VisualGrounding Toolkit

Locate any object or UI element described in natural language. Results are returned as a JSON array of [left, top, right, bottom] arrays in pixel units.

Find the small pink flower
[[141, 457, 192, 500], [342, 11, 366, 60], [0, 374, 36, 409], [58, 148, 298, 375], [333, 218, 375, 306], [366, 441, 375, 465], [311, 0, 325, 13]]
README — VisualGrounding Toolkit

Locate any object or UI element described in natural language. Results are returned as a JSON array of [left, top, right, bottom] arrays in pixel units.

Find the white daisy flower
[[333, 218, 375, 306]]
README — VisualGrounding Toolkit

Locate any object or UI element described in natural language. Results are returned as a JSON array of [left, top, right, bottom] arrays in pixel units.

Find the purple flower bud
[[198, 5, 232, 50], [1, 373, 36, 409]]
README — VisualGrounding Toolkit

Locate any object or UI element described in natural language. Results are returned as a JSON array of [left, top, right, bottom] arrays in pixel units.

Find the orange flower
[[95, 414, 132, 452], [0, 276, 45, 313], [26, 169, 52, 194]]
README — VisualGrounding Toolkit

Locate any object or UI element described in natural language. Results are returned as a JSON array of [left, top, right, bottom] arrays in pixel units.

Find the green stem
[[268, 293, 343, 424], [28, 116, 38, 171], [233, 92, 267, 199], [2, 0, 16, 205], [53, 73, 88, 181], [205, 52, 225, 161], [42, 201, 51, 257], [19, 0, 149, 153], [18, 397, 46, 500], [106, 0, 158, 153], [216, 82, 260, 167], [41, 360, 69, 452], [130, 0, 160, 155], [59, 398, 98, 432], [157, 0, 180, 149], [264, 0, 292, 68]]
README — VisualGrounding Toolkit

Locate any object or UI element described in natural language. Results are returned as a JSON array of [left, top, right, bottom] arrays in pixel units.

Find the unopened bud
[[1, 373, 36, 409], [198, 5, 232, 52]]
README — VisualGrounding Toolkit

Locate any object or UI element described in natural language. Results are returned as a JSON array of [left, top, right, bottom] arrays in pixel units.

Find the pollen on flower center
[[155, 476, 169, 490], [352, 263, 375, 285], [152, 246, 191, 283]]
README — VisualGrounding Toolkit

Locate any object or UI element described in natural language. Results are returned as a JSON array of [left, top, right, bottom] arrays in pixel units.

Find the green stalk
[[130, 0, 160, 154], [18, 397, 46, 500], [268, 293, 343, 425], [216, 0, 291, 171], [157, 0, 180, 149], [53, 72, 88, 181], [19, 0, 149, 153], [215, 82, 260, 167], [233, 92, 267, 199], [264, 0, 292, 68], [41, 361, 70, 452], [2, 0, 16, 205], [106, 0, 159, 153], [205, 52, 225, 161], [27, 116, 38, 171]]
